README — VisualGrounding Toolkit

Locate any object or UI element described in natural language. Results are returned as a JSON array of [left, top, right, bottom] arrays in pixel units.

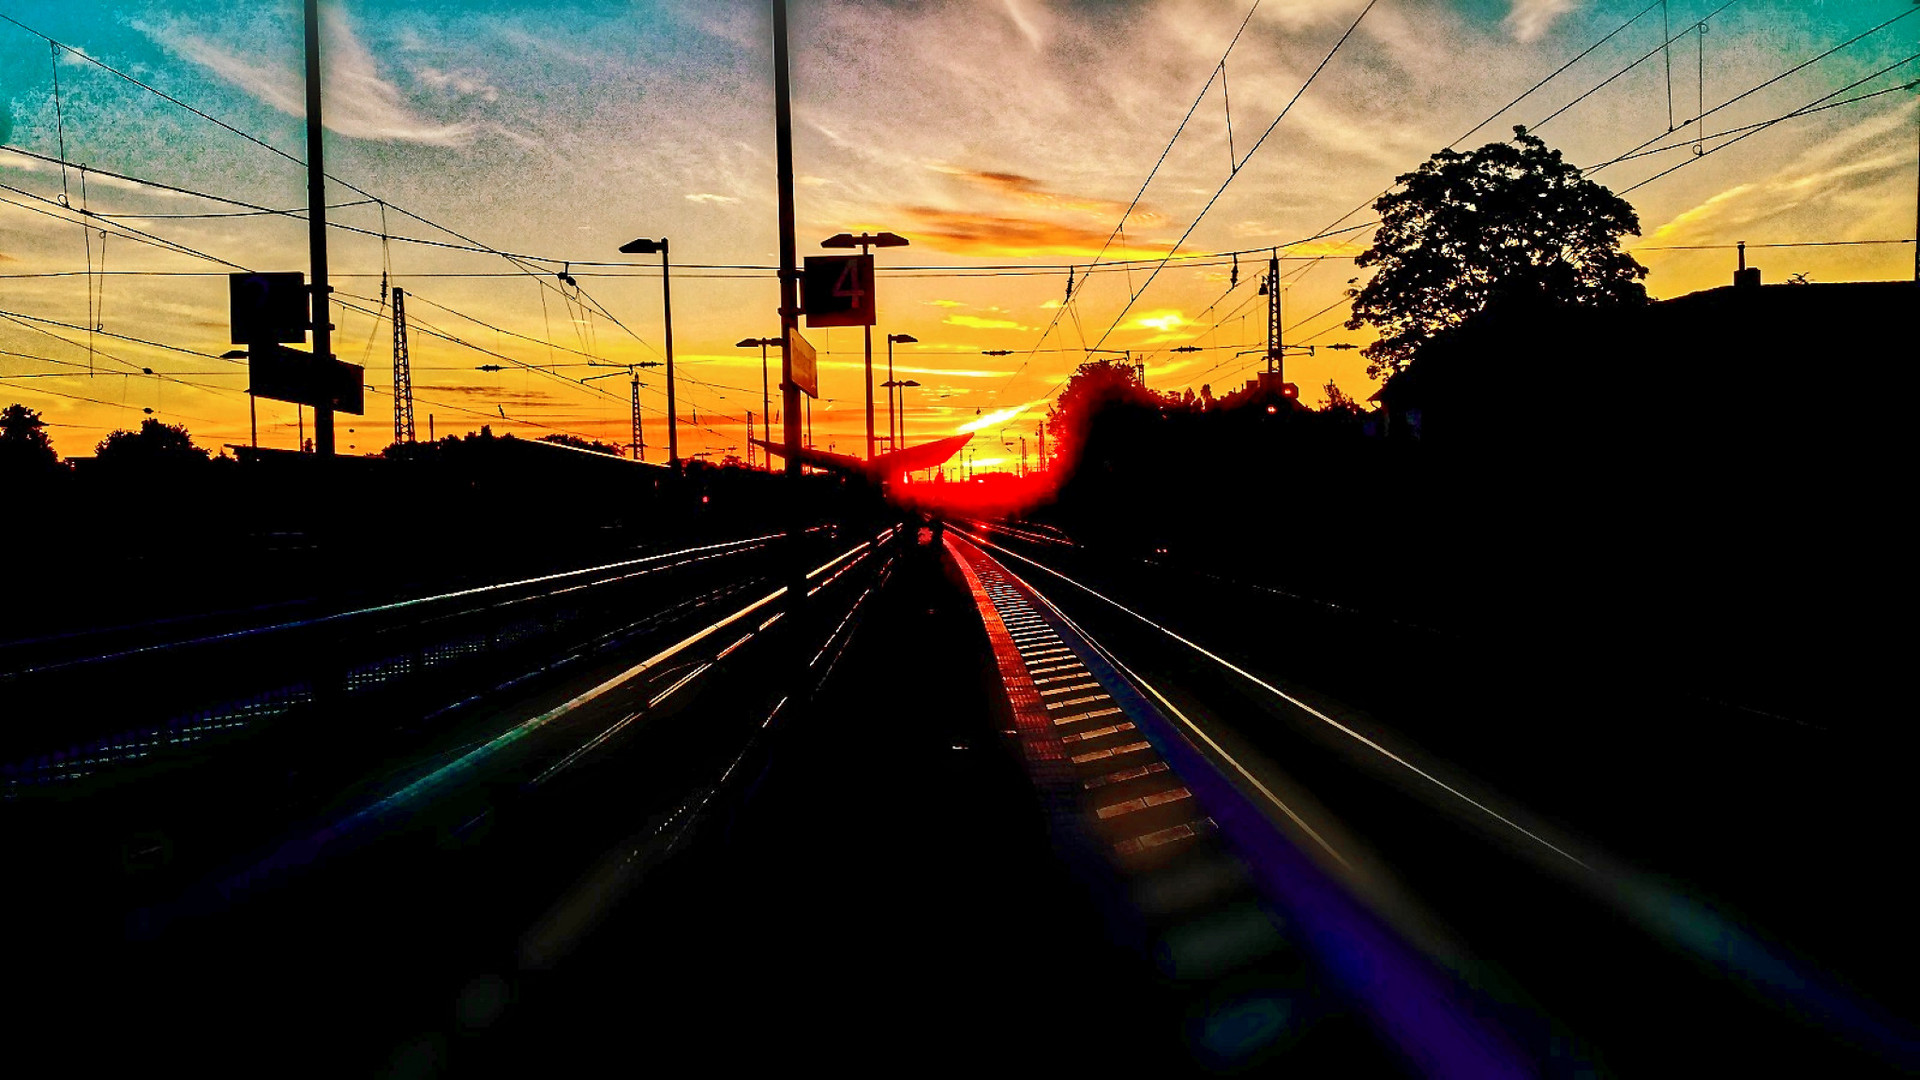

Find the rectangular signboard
[[801, 254, 875, 328], [229, 272, 309, 345], [249, 343, 365, 415], [788, 330, 818, 399]]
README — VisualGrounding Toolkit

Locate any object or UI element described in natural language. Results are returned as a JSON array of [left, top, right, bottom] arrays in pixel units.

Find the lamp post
[[884, 332, 916, 450], [736, 336, 780, 468], [890, 378, 920, 475], [221, 349, 255, 448], [618, 236, 678, 468], [821, 230, 908, 460]]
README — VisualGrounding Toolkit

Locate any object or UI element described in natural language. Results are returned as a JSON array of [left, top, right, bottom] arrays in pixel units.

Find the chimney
[[1734, 240, 1761, 289]]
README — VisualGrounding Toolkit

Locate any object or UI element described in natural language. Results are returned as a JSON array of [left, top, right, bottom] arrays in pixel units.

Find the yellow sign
[[789, 330, 819, 398]]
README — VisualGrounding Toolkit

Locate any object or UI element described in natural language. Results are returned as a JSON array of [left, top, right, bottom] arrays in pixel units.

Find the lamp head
[[888, 333, 918, 344], [620, 237, 665, 255]]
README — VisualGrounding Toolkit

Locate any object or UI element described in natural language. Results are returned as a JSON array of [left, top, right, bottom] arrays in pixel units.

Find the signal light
[[1280, 382, 1298, 399], [1267, 404, 1277, 414]]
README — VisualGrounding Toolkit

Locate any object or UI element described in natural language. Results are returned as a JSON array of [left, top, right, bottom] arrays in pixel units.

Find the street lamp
[[821, 230, 908, 460], [736, 336, 780, 468], [884, 332, 916, 451], [884, 377, 920, 474], [222, 349, 256, 448], [618, 236, 678, 468]]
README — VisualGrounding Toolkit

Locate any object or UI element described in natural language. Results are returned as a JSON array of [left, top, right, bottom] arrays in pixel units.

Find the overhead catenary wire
[[1065, 0, 1382, 397]]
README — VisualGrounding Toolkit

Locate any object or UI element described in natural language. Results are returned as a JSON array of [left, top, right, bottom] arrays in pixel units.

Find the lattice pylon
[[392, 286, 416, 444]]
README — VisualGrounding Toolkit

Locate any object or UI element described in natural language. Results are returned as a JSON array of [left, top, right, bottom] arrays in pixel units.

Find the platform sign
[[249, 343, 365, 415], [801, 254, 875, 328], [788, 330, 819, 399], [229, 272, 309, 345]]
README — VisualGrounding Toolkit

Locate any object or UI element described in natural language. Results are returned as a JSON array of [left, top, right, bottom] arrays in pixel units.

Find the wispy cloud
[[685, 193, 741, 205], [903, 206, 1173, 258], [414, 66, 500, 103], [1001, 0, 1047, 50], [946, 313, 1036, 332], [139, 7, 479, 145], [1503, 0, 1579, 43], [934, 167, 1166, 227], [1643, 108, 1916, 247]]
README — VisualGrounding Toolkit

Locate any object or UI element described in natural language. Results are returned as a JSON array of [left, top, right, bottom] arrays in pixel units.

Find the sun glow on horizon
[[957, 404, 1031, 434]]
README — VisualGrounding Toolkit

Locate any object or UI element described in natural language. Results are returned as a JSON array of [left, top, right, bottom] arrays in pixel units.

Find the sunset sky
[[2, 0, 1914, 465]]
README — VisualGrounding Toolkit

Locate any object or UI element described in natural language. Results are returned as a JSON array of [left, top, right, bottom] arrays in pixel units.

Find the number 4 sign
[[802, 254, 876, 328]]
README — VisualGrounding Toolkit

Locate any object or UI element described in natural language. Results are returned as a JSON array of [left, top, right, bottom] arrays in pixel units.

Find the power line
[[1074, 0, 1382, 377], [1587, 5, 1920, 176], [1529, 0, 1741, 134], [1616, 53, 1920, 195]]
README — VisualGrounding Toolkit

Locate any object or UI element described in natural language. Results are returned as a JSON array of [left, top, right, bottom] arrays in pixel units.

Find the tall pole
[[886, 335, 897, 450], [1267, 252, 1282, 378], [660, 243, 679, 469], [760, 341, 772, 466], [630, 373, 643, 461], [864, 324, 875, 459], [391, 286, 414, 445], [897, 382, 907, 457], [774, 0, 802, 496], [303, 0, 334, 457]]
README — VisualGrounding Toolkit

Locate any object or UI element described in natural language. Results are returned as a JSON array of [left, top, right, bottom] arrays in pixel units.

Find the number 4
[[833, 260, 866, 306]]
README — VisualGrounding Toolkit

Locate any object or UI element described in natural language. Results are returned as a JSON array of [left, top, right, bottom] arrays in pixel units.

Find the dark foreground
[[6, 512, 1914, 1076]]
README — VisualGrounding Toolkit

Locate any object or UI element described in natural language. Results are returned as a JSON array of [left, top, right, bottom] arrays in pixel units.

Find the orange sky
[[2, 1, 1914, 464]]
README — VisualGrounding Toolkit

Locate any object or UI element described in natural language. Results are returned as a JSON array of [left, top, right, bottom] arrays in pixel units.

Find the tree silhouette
[[94, 417, 210, 469], [1320, 381, 1362, 416], [538, 432, 624, 456], [1047, 358, 1157, 467], [0, 403, 60, 473], [1346, 127, 1648, 380]]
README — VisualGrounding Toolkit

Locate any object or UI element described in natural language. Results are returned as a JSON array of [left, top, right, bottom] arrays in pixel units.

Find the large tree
[[1, 403, 60, 473], [1346, 127, 1649, 380], [1046, 358, 1159, 468], [94, 417, 210, 469]]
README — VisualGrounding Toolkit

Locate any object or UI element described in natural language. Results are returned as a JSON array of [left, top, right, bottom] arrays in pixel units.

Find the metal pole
[[760, 341, 772, 468], [1267, 252, 1281, 377], [774, 0, 802, 494], [249, 391, 257, 449], [864, 324, 875, 459], [886, 335, 897, 450], [303, 0, 334, 457], [661, 243, 679, 468], [631, 374, 643, 461]]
